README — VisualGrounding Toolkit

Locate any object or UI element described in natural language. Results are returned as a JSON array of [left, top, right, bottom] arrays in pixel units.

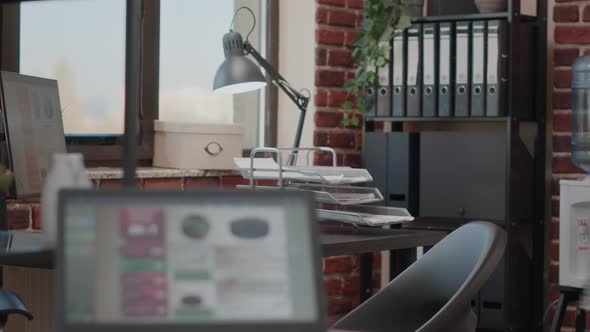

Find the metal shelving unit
[[366, 116, 511, 122], [362, 0, 547, 330]]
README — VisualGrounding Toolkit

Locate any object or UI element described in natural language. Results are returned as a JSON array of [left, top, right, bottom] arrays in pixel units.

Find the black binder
[[406, 25, 422, 117], [365, 85, 377, 116], [422, 23, 437, 117], [392, 28, 406, 117], [486, 20, 508, 117], [470, 21, 486, 117], [454, 22, 471, 117], [438, 22, 453, 117]]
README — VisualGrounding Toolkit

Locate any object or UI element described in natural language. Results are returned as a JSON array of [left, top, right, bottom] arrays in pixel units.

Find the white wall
[[277, 0, 316, 162]]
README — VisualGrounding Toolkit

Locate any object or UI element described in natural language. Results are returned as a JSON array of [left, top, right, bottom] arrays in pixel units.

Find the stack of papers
[[234, 158, 372, 185], [234, 156, 414, 227], [316, 206, 414, 227]]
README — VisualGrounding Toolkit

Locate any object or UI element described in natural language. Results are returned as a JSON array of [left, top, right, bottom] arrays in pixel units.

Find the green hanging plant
[[342, 0, 414, 127]]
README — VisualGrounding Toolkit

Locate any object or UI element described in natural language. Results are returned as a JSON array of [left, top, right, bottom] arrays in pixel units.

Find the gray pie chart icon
[[181, 215, 210, 239]]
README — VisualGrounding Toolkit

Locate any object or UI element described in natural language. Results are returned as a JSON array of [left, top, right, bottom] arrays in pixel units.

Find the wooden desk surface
[[0, 224, 446, 269], [320, 223, 446, 257]]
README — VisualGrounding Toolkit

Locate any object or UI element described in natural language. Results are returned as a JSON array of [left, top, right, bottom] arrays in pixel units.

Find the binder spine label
[[485, 20, 506, 117], [407, 29, 420, 86], [472, 24, 485, 84], [378, 41, 390, 86], [392, 29, 406, 117], [423, 27, 435, 86], [456, 27, 469, 85], [487, 25, 499, 85], [393, 33, 404, 86], [455, 23, 470, 117], [438, 23, 452, 117], [440, 27, 451, 85]]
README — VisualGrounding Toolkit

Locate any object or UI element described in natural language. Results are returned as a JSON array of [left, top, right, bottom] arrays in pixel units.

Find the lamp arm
[[244, 42, 310, 166], [244, 42, 309, 112]]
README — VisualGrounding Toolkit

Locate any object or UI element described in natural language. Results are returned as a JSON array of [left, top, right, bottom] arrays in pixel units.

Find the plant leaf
[[342, 116, 351, 128], [379, 26, 394, 42], [342, 100, 353, 110], [341, 0, 401, 111], [396, 15, 411, 30], [351, 116, 360, 128], [358, 96, 367, 112]]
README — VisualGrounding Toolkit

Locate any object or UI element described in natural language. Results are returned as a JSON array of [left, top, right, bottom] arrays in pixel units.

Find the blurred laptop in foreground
[[56, 190, 325, 332]]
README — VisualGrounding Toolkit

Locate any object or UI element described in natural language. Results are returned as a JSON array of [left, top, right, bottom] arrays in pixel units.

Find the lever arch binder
[[438, 22, 453, 117], [392, 28, 406, 117], [422, 23, 437, 117], [470, 21, 486, 117], [365, 64, 377, 116], [454, 22, 471, 117], [406, 25, 422, 117], [486, 20, 508, 117], [365, 86, 377, 116], [377, 40, 392, 117]]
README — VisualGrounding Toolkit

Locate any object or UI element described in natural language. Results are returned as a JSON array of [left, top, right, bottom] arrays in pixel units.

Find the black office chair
[[0, 195, 34, 331], [0, 289, 33, 331], [331, 221, 507, 332]]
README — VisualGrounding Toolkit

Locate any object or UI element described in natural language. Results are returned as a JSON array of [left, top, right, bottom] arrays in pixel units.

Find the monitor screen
[[60, 192, 319, 325], [0, 71, 66, 197]]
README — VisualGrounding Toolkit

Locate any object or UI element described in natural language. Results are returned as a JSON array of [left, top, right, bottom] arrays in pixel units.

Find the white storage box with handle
[[153, 121, 244, 170]]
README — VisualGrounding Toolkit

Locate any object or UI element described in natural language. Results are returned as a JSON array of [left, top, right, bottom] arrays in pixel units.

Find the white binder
[[377, 40, 391, 117], [406, 25, 421, 117], [455, 22, 470, 117], [392, 29, 406, 116], [438, 23, 452, 117], [422, 24, 436, 117], [470, 21, 486, 117]]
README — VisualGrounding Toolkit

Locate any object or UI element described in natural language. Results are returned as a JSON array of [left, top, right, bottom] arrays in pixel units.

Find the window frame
[[0, 0, 278, 166]]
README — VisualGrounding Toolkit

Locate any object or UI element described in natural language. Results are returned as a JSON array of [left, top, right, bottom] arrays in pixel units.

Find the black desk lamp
[[213, 7, 310, 166]]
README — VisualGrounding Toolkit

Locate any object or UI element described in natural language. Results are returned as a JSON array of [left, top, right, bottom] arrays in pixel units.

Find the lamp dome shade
[[213, 56, 267, 94], [213, 31, 267, 94]]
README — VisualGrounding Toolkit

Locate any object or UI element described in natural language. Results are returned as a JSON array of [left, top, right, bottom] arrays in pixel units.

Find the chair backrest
[[332, 221, 507, 332]]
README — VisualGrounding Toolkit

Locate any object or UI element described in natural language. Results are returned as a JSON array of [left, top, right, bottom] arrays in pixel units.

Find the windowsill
[[86, 167, 239, 180]]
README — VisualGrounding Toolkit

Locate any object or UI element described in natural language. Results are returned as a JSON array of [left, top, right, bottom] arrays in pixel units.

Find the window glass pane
[[159, 0, 265, 148], [20, 0, 126, 136]]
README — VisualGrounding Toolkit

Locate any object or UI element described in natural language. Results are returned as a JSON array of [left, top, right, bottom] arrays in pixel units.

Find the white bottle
[[41, 153, 92, 246]]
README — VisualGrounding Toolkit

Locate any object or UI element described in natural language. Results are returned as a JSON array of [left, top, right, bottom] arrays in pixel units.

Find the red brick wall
[[5, 175, 241, 230], [314, 0, 382, 325], [551, 1, 590, 329], [314, 0, 364, 168]]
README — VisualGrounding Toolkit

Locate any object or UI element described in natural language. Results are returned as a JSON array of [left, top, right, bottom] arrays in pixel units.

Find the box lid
[[154, 120, 244, 135]]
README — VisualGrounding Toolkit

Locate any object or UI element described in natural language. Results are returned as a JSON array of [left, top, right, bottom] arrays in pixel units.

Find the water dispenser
[[572, 56, 590, 173], [560, 56, 590, 288]]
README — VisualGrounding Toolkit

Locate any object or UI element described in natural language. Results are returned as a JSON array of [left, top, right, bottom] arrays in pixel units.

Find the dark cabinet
[[362, 132, 418, 214], [363, 132, 388, 204], [418, 132, 506, 221]]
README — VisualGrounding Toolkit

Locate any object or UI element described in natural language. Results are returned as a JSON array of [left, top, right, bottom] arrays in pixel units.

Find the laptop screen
[[59, 191, 321, 327]]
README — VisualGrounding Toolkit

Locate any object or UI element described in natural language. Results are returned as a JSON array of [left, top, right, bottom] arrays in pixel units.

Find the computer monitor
[[56, 189, 325, 332], [0, 71, 66, 198]]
